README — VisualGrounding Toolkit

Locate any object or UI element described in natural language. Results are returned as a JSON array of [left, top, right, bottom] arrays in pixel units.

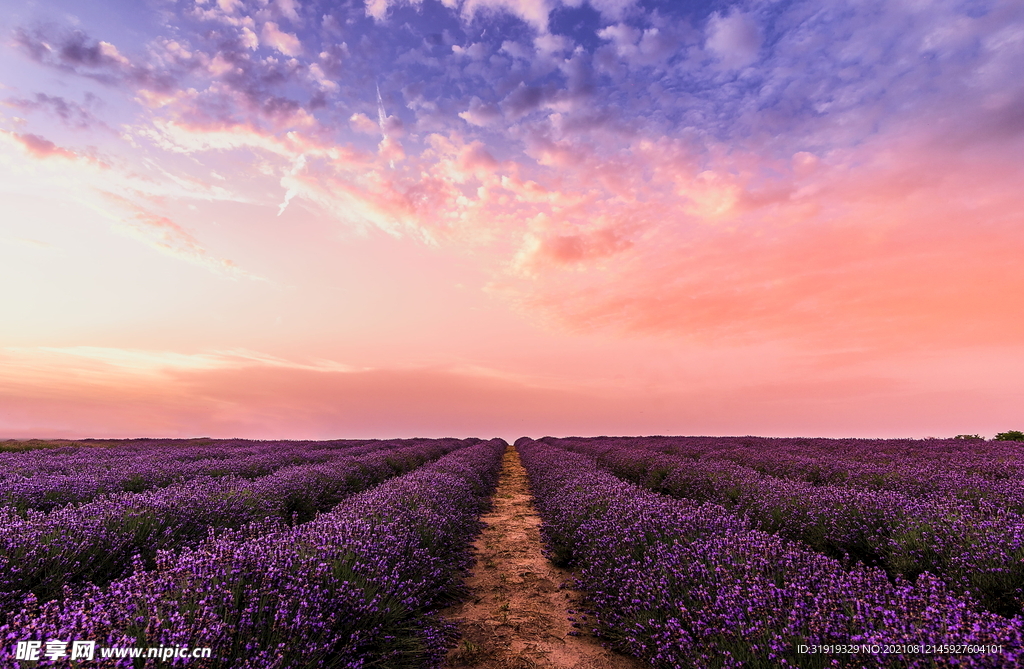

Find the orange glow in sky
[[2, 0, 1023, 439]]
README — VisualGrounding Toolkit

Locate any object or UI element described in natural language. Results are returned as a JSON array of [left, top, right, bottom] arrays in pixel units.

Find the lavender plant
[[0, 439, 471, 614], [0, 439, 505, 668], [548, 437, 1024, 617], [0, 439, 397, 513], [517, 438, 1023, 668], [548, 436, 1024, 502]]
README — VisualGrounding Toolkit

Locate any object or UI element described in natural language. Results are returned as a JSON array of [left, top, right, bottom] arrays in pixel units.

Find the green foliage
[[953, 434, 984, 441], [994, 430, 1024, 441]]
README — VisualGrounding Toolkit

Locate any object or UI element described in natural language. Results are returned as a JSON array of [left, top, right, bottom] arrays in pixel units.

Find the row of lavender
[[0, 438, 474, 615], [613, 436, 1024, 505], [544, 437, 1024, 617], [517, 438, 1023, 668], [0, 439, 375, 480], [0, 439, 408, 513], [1, 439, 507, 668]]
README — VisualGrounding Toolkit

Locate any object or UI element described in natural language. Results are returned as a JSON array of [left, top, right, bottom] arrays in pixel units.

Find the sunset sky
[[1, 0, 1022, 440]]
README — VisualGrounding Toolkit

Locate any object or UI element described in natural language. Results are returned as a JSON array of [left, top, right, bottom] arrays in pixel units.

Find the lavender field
[[518, 436, 1024, 668], [0, 436, 1022, 667], [0, 438, 505, 667]]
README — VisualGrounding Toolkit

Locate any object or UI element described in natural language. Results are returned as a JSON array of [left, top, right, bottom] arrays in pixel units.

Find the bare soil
[[442, 446, 646, 669]]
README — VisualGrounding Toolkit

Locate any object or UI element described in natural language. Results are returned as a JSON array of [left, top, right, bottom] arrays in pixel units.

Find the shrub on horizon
[[994, 430, 1024, 441]]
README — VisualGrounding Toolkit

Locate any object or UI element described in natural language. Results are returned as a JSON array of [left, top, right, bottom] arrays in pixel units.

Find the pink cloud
[[275, 0, 301, 22], [349, 112, 381, 135], [461, 0, 553, 33], [456, 141, 500, 177], [11, 132, 81, 160], [129, 60, 1022, 359], [141, 88, 324, 157], [308, 63, 338, 92], [529, 224, 633, 265], [101, 193, 257, 277], [261, 22, 302, 56], [1, 131, 113, 174], [459, 96, 503, 127], [500, 132, 1024, 352], [364, 0, 392, 22]]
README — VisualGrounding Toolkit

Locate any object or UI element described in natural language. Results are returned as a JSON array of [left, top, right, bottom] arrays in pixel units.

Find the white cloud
[[584, 0, 636, 22], [349, 112, 381, 134], [309, 63, 338, 91], [276, 0, 301, 22], [459, 96, 503, 126], [240, 26, 259, 50], [261, 21, 302, 56], [706, 10, 762, 69], [462, 0, 554, 32], [3, 346, 363, 378], [534, 33, 572, 55], [365, 0, 390, 21]]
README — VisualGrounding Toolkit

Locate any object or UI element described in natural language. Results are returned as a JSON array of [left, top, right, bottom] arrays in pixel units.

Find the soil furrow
[[443, 446, 645, 669]]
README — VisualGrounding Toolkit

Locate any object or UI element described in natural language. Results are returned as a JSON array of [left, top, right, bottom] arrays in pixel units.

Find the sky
[[1, 0, 1022, 441]]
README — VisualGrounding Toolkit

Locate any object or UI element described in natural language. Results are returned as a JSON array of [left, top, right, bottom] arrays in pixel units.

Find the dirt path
[[442, 446, 646, 669]]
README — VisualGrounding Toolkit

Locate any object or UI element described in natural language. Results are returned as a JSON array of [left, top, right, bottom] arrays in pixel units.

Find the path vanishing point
[[442, 446, 645, 669]]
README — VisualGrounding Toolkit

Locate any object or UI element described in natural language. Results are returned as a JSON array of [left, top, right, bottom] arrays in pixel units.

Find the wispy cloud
[[0, 129, 262, 279], [0, 237, 59, 251], [2, 346, 362, 377], [102, 194, 264, 279], [2, 93, 108, 130]]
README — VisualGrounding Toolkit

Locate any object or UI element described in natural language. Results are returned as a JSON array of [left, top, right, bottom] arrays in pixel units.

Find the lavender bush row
[[0, 440, 345, 478], [599, 436, 1024, 506], [0, 439, 507, 668], [0, 440, 395, 513], [548, 437, 1024, 618], [0, 439, 473, 614], [517, 438, 1023, 669]]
